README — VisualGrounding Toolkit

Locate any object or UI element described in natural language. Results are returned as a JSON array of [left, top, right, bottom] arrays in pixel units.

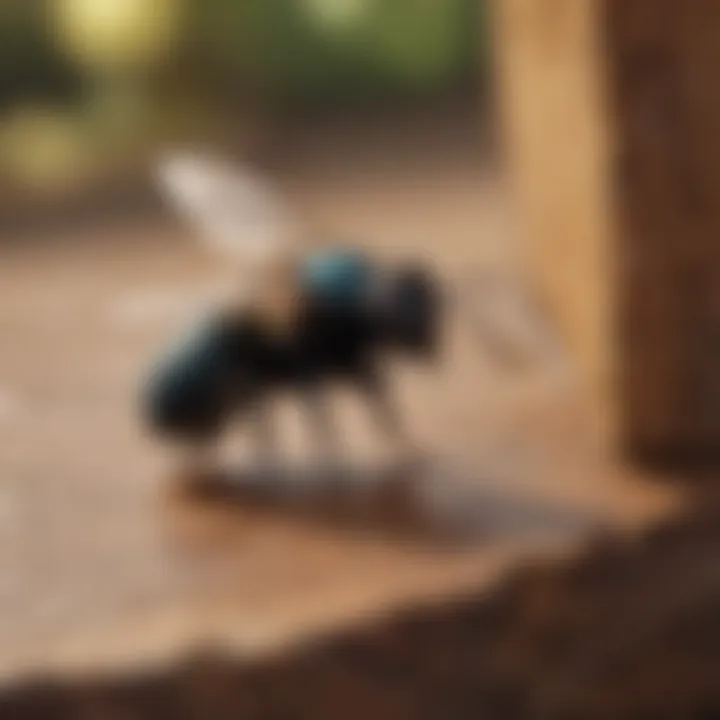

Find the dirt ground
[[0, 108, 679, 690]]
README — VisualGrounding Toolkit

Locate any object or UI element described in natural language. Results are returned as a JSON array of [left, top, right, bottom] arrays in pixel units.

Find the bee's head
[[385, 266, 443, 361]]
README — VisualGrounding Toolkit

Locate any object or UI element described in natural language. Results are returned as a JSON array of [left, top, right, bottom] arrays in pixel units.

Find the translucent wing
[[108, 154, 296, 333], [156, 153, 297, 267], [459, 270, 572, 382]]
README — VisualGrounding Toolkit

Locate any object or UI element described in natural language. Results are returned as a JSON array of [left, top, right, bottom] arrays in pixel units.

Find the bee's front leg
[[358, 370, 424, 475]]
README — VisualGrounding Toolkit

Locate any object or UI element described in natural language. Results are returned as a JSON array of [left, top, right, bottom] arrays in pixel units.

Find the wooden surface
[[4, 501, 719, 719], [0, 111, 678, 690]]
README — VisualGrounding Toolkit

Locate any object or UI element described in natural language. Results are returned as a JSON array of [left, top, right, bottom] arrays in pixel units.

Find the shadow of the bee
[[164, 456, 607, 549], [167, 459, 439, 543]]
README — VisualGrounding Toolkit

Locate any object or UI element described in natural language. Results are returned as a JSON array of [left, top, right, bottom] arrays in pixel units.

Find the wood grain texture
[[605, 0, 720, 460]]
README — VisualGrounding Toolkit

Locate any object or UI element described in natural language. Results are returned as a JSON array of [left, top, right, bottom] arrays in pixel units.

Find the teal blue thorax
[[300, 248, 371, 305]]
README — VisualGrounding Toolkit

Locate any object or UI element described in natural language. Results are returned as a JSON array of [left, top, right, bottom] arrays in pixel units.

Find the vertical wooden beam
[[493, 0, 617, 443], [495, 0, 720, 463]]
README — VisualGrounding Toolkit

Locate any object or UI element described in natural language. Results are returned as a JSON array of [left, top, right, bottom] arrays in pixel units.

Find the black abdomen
[[144, 318, 242, 441], [382, 266, 442, 360]]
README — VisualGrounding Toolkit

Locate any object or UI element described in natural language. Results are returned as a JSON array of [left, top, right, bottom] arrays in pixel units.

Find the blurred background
[[3, 1, 719, 718], [0, 0, 488, 214]]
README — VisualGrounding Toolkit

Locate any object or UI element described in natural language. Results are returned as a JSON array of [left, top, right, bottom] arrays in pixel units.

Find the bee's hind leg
[[357, 369, 424, 477]]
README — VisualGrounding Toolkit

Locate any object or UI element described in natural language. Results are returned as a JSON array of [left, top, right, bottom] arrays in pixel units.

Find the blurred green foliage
[[195, 0, 484, 104], [0, 0, 487, 189], [0, 0, 486, 108], [0, 2, 81, 110]]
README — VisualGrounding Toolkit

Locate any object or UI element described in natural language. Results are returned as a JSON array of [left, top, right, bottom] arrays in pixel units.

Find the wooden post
[[493, 0, 617, 445], [494, 0, 720, 464]]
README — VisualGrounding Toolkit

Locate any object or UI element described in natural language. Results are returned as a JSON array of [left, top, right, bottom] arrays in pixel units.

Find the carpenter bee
[[143, 154, 566, 485]]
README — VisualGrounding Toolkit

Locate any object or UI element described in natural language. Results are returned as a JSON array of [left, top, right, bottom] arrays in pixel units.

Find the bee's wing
[[460, 270, 571, 379], [156, 153, 298, 267]]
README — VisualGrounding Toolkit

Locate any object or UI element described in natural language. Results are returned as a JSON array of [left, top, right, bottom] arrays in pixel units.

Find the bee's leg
[[358, 369, 422, 472], [362, 373, 403, 441], [249, 399, 282, 485], [302, 384, 344, 482]]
